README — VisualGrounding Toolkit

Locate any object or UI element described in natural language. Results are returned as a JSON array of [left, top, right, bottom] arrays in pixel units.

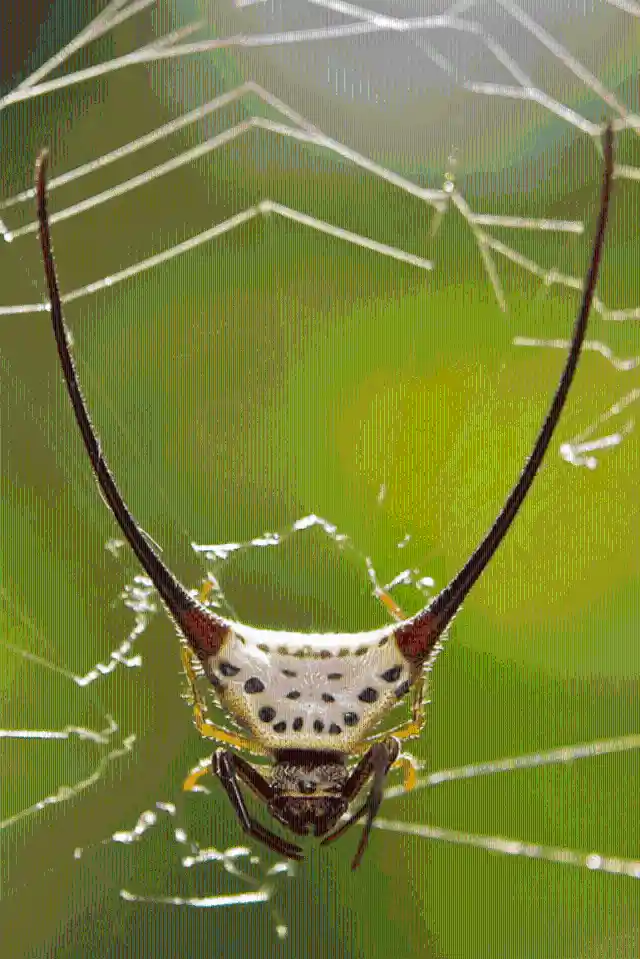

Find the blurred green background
[[0, 2, 639, 957]]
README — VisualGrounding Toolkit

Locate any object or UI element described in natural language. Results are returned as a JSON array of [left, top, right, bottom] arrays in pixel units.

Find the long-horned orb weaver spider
[[36, 124, 613, 870]]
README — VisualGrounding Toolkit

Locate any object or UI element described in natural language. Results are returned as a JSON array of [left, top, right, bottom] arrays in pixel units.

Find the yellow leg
[[383, 707, 426, 742], [183, 757, 211, 792], [372, 587, 427, 742], [392, 752, 419, 791], [376, 587, 406, 622], [363, 676, 428, 746], [387, 681, 427, 739], [180, 642, 206, 708], [181, 581, 267, 792], [192, 705, 261, 752], [349, 742, 419, 790], [180, 644, 264, 755], [198, 578, 215, 604]]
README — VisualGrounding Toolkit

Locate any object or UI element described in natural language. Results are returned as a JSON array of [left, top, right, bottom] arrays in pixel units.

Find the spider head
[[268, 750, 349, 837]]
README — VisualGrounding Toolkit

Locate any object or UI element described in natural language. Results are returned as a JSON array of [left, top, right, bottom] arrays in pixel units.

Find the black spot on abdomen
[[358, 687, 378, 703], [219, 660, 240, 677], [380, 665, 403, 683]]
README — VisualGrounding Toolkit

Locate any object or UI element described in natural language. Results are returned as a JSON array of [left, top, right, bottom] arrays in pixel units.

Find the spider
[[36, 125, 613, 870]]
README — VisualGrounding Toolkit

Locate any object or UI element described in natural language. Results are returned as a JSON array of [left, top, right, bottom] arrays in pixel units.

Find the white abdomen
[[204, 622, 416, 752]]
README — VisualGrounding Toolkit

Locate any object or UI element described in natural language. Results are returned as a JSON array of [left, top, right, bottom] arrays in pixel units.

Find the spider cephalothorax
[[268, 750, 349, 836], [271, 788, 347, 837], [211, 739, 400, 866], [36, 124, 614, 869]]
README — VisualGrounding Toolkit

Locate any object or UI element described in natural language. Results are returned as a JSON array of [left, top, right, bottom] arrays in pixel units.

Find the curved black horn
[[395, 123, 614, 664], [37, 150, 229, 659]]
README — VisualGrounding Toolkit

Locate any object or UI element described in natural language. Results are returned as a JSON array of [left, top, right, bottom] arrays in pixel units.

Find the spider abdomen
[[203, 623, 416, 752]]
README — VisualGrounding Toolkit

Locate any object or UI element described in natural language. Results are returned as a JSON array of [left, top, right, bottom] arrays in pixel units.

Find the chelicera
[[36, 125, 613, 870]]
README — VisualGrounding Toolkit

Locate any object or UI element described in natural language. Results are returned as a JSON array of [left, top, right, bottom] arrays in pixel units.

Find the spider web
[[0, 0, 638, 954], [5, 512, 636, 943]]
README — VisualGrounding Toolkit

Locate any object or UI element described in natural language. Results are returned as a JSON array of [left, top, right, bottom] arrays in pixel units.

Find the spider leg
[[391, 752, 420, 792], [349, 741, 399, 870], [225, 750, 274, 803], [214, 749, 304, 861], [343, 743, 389, 801], [321, 738, 400, 869], [360, 675, 427, 749], [182, 757, 211, 792], [184, 743, 277, 794], [376, 587, 406, 621], [180, 645, 265, 754]]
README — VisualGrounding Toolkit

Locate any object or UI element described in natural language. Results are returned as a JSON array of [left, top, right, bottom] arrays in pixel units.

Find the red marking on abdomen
[[178, 608, 228, 658], [394, 611, 443, 665]]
